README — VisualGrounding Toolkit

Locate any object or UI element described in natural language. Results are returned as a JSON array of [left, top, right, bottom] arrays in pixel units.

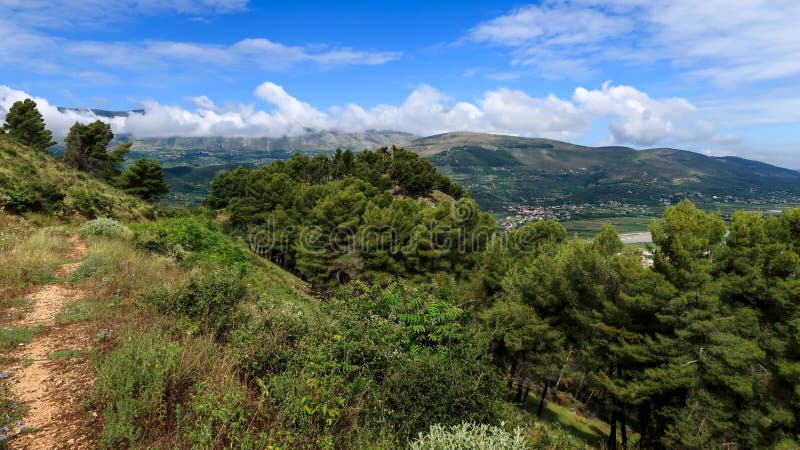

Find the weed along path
[[5, 235, 98, 449]]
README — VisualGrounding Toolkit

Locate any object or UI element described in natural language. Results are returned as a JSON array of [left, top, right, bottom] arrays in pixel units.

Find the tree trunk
[[575, 370, 586, 399], [515, 382, 525, 404], [638, 402, 652, 447], [522, 384, 530, 408], [620, 404, 628, 449], [507, 361, 516, 393], [537, 381, 549, 417], [608, 411, 618, 450]]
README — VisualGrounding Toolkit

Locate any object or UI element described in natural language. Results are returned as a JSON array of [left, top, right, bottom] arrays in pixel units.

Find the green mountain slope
[[0, 135, 148, 218], [409, 132, 800, 211]]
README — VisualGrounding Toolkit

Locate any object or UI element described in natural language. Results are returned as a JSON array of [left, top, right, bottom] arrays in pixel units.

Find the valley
[[114, 131, 800, 236]]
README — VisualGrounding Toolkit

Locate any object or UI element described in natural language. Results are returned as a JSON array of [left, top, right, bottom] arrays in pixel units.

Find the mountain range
[[408, 132, 800, 211], [49, 110, 799, 210], [117, 130, 799, 211]]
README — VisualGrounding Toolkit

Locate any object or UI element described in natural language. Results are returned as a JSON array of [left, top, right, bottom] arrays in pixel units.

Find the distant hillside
[[408, 132, 800, 211], [41, 126, 799, 211], [0, 136, 147, 219], [111, 130, 416, 205], [119, 129, 415, 154]]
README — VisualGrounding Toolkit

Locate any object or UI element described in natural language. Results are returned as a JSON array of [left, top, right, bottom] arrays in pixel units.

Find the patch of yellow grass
[[76, 235, 186, 304], [0, 229, 74, 299]]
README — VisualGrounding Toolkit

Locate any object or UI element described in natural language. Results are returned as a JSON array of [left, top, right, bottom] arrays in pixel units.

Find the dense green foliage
[[203, 149, 800, 448], [0, 99, 55, 152], [63, 121, 130, 181], [208, 147, 485, 286], [117, 157, 169, 202], [79, 211, 515, 448], [485, 200, 800, 449], [132, 215, 250, 270]]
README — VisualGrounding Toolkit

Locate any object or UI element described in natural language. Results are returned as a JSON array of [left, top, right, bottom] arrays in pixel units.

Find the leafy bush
[[0, 180, 64, 214], [134, 216, 249, 270], [80, 218, 131, 238], [383, 345, 504, 439], [154, 268, 248, 340], [409, 422, 528, 450], [91, 331, 182, 448], [179, 377, 263, 449], [68, 187, 114, 219]]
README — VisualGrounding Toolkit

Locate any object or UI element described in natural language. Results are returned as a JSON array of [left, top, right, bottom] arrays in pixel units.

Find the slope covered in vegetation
[[210, 146, 800, 449], [0, 135, 148, 219], [4, 124, 800, 449], [413, 132, 800, 210]]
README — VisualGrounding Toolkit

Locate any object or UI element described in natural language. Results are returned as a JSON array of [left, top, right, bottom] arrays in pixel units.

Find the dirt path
[[5, 235, 98, 449]]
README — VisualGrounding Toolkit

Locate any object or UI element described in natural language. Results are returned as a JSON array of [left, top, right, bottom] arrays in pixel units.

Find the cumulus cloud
[[468, 0, 800, 86], [0, 82, 717, 147], [573, 83, 710, 145]]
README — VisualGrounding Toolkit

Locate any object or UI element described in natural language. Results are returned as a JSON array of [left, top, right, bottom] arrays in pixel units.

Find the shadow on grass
[[538, 401, 605, 446], [516, 392, 605, 447]]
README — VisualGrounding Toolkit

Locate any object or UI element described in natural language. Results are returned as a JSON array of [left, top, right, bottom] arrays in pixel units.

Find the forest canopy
[[208, 147, 800, 448]]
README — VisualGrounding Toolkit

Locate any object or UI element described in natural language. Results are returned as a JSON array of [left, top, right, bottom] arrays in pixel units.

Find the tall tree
[[1, 99, 56, 151], [63, 121, 130, 180], [117, 158, 170, 202]]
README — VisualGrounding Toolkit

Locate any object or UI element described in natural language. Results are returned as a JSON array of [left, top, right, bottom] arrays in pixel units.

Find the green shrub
[[154, 268, 248, 340], [69, 187, 113, 219], [80, 218, 131, 238], [179, 377, 262, 449], [91, 331, 181, 448], [134, 216, 249, 270], [0, 180, 64, 214], [383, 345, 505, 439], [409, 422, 528, 450]]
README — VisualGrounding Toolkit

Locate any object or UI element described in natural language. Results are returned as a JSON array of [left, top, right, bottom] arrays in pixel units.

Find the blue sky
[[0, 0, 798, 167]]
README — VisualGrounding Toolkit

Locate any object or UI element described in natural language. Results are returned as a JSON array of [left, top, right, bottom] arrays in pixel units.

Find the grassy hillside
[[0, 135, 148, 219], [411, 132, 800, 211]]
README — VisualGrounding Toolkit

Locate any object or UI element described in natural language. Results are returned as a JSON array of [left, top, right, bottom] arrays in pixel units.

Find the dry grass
[[75, 235, 186, 305], [0, 228, 75, 300]]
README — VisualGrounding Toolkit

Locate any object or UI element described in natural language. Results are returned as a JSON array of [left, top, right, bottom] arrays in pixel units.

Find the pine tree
[[1, 99, 56, 151], [63, 121, 130, 180], [117, 158, 169, 202]]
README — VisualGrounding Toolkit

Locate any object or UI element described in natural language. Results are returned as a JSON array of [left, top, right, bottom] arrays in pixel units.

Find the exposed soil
[[4, 235, 100, 449]]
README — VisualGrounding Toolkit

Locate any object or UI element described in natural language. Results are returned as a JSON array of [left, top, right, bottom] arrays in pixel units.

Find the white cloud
[[468, 0, 800, 86], [188, 95, 219, 111], [0, 23, 401, 77], [0, 0, 400, 81], [573, 82, 710, 145], [0, 82, 718, 147]]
